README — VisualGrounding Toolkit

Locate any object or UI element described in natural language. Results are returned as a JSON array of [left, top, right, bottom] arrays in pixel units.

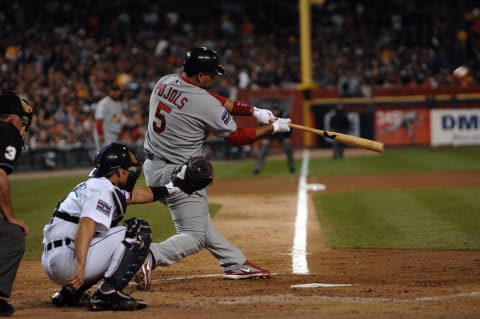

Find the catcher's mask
[[89, 143, 142, 191], [0, 91, 34, 139]]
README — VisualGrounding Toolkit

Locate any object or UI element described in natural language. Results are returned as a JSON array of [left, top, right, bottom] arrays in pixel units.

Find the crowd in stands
[[0, 0, 479, 151], [311, 0, 480, 96]]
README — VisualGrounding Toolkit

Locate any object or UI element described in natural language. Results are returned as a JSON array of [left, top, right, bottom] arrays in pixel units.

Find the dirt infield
[[10, 168, 480, 318]]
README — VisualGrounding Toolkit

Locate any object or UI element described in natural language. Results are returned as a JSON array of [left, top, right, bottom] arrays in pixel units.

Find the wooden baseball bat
[[289, 123, 384, 153]]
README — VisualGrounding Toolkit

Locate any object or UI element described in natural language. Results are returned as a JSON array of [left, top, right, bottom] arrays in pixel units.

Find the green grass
[[212, 146, 480, 177], [308, 146, 480, 175], [9, 146, 480, 259], [313, 188, 480, 250]]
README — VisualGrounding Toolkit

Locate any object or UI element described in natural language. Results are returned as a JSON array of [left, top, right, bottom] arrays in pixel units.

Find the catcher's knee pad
[[104, 218, 152, 290], [123, 217, 152, 247]]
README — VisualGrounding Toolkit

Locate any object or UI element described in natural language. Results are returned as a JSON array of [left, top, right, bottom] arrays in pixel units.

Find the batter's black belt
[[145, 150, 173, 163], [43, 238, 73, 252]]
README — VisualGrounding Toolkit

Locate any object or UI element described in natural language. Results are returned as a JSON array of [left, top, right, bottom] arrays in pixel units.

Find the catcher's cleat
[[88, 289, 147, 311], [0, 299, 15, 316], [134, 252, 153, 291], [223, 260, 271, 280], [51, 286, 90, 307]]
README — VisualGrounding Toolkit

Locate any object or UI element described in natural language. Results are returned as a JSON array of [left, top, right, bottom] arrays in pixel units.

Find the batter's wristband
[[231, 100, 254, 115]]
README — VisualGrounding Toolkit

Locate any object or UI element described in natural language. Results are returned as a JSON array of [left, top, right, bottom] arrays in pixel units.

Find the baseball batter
[[94, 84, 126, 148], [139, 47, 291, 288], [42, 142, 199, 311]]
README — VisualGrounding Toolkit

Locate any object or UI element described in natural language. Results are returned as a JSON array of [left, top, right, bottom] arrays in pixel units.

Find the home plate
[[305, 183, 326, 192], [291, 283, 353, 288]]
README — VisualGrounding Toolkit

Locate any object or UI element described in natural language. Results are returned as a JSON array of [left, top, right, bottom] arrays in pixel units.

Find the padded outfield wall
[[238, 86, 480, 149]]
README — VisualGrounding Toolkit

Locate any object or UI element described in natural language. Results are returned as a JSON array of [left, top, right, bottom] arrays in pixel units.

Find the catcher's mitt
[[173, 156, 214, 195]]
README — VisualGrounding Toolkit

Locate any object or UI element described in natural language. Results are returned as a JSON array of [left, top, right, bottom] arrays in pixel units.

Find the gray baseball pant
[[143, 159, 246, 271], [0, 220, 25, 298]]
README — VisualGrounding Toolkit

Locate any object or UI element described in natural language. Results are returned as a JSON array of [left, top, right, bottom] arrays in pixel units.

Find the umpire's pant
[[0, 219, 25, 298]]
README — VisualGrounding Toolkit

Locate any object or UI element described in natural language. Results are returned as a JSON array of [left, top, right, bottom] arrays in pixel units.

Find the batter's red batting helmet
[[183, 47, 225, 76]]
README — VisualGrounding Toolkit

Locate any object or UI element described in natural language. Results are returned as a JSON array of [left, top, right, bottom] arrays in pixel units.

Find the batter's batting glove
[[172, 157, 214, 195], [272, 118, 291, 134], [253, 107, 277, 125]]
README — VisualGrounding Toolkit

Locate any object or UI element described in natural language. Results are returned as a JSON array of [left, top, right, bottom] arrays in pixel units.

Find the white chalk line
[[292, 149, 310, 274], [292, 149, 326, 275], [146, 272, 289, 282], [291, 283, 353, 288]]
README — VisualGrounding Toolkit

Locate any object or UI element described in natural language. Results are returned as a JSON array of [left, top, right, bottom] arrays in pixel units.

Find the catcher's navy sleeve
[[149, 186, 170, 201]]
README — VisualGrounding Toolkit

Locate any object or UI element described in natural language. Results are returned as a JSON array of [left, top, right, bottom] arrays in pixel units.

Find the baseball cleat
[[51, 286, 90, 307], [0, 299, 15, 316], [223, 260, 271, 280], [88, 289, 147, 311], [134, 252, 153, 291]]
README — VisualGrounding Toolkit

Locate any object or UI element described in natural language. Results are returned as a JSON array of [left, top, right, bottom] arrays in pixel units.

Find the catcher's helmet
[[183, 47, 225, 76], [89, 143, 140, 177], [0, 91, 33, 129]]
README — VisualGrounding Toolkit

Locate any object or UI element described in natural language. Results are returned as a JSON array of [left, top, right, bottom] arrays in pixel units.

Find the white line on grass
[[292, 149, 310, 274], [292, 149, 326, 275]]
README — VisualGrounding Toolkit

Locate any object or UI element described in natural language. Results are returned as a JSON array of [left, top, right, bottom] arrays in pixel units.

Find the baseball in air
[[453, 66, 469, 78]]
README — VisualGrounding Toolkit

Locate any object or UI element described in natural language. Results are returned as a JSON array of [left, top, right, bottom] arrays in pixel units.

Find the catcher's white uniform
[[42, 177, 128, 286]]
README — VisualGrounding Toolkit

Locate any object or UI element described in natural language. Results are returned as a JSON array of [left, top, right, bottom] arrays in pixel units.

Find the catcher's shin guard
[[102, 218, 152, 291]]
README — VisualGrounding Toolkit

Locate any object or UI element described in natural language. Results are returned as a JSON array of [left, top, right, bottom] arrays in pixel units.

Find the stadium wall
[[240, 86, 480, 148]]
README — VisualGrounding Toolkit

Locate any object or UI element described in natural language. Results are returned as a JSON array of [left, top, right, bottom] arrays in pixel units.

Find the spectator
[[329, 104, 351, 160], [253, 102, 296, 174], [0, 1, 477, 151]]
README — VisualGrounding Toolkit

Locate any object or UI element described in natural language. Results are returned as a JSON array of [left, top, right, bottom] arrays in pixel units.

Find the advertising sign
[[375, 108, 430, 145], [431, 109, 480, 146]]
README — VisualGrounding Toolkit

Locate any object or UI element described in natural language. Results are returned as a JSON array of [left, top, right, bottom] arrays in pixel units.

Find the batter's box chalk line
[[304, 183, 326, 192], [291, 283, 353, 288], [129, 272, 328, 285]]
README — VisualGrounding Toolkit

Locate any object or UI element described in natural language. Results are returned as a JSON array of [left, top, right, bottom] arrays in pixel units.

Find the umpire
[[0, 91, 33, 316], [329, 104, 351, 160]]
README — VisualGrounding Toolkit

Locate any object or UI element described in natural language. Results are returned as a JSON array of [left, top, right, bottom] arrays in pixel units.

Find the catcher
[[42, 143, 213, 311]]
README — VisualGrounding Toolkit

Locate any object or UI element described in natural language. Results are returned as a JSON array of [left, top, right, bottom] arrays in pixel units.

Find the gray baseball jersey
[[144, 74, 237, 164], [143, 74, 246, 271], [95, 96, 125, 135]]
